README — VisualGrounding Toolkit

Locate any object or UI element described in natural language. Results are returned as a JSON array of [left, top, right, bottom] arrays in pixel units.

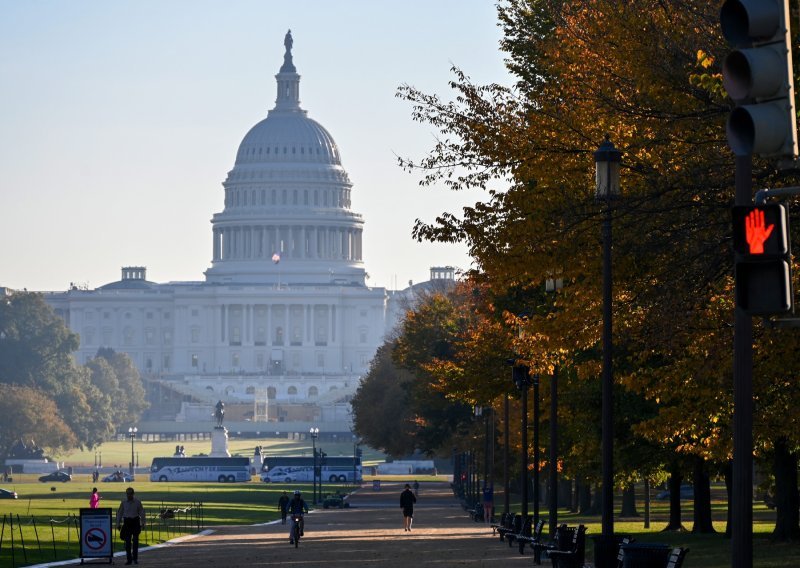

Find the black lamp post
[[128, 426, 138, 477], [503, 393, 510, 516], [546, 276, 562, 537], [512, 327, 532, 529], [532, 373, 540, 528], [310, 427, 319, 504], [594, 134, 622, 565]]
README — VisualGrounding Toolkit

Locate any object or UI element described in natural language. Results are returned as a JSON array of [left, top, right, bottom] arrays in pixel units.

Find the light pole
[[532, 373, 540, 528], [128, 427, 138, 477], [310, 427, 319, 504], [513, 365, 531, 530], [546, 276, 562, 537], [503, 393, 510, 516], [594, 134, 622, 566]]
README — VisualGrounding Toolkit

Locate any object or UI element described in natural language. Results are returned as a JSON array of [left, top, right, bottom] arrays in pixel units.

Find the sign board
[[80, 507, 113, 561]]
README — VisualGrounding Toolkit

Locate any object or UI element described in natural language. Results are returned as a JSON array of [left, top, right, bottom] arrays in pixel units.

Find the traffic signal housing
[[721, 0, 798, 159], [732, 203, 793, 314]]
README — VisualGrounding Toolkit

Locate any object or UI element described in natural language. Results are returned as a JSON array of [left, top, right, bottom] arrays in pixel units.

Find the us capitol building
[[39, 31, 455, 437]]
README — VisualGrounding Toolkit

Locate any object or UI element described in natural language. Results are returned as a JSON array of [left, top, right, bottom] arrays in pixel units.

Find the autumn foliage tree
[[392, 0, 800, 536]]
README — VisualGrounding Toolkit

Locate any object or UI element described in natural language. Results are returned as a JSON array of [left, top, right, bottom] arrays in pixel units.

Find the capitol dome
[[205, 30, 366, 287]]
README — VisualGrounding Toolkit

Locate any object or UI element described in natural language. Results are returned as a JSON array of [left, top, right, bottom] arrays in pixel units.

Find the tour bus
[[260, 456, 362, 483], [150, 457, 251, 482]]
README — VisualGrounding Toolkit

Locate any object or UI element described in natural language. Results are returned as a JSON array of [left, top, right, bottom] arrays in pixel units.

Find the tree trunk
[[620, 483, 639, 517], [723, 460, 732, 538], [570, 478, 579, 513], [662, 466, 685, 531], [772, 437, 800, 541], [691, 456, 715, 533], [578, 480, 593, 514]]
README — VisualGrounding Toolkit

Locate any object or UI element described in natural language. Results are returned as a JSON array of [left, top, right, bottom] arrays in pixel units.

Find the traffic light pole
[[732, 153, 754, 568]]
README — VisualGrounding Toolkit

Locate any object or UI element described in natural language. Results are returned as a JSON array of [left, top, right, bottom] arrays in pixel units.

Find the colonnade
[[213, 225, 362, 262], [219, 302, 337, 347]]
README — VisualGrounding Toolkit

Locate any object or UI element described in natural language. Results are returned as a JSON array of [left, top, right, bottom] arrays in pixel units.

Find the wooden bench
[[547, 524, 587, 568]]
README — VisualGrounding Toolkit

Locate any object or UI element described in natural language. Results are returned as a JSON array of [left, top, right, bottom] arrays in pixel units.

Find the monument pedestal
[[210, 427, 231, 457]]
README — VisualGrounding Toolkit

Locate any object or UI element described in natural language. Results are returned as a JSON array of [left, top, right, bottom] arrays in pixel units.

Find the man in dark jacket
[[400, 483, 417, 532], [278, 491, 290, 524]]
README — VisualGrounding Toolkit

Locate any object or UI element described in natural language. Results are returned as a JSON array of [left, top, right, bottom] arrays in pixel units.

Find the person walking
[[413, 480, 420, 496], [482, 482, 493, 525], [400, 483, 416, 532], [89, 487, 101, 509], [278, 491, 290, 524], [116, 487, 145, 565]]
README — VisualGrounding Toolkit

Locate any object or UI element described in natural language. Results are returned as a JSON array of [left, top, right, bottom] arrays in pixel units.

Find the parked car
[[102, 471, 134, 482], [656, 485, 693, 500], [38, 471, 72, 483], [322, 493, 349, 509], [0, 488, 18, 499]]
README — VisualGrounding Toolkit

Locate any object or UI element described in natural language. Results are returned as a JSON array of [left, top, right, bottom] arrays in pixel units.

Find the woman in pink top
[[89, 487, 101, 508]]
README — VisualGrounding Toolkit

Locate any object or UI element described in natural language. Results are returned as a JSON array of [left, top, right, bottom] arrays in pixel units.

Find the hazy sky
[[0, 1, 511, 292]]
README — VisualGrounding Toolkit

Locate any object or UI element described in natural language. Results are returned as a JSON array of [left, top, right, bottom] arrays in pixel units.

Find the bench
[[514, 518, 545, 555], [666, 547, 689, 568], [547, 524, 587, 568], [491, 512, 513, 536], [505, 515, 532, 550], [531, 523, 570, 565], [495, 513, 524, 542], [615, 537, 634, 568]]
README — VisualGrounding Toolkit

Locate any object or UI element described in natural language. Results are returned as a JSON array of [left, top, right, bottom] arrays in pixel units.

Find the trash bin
[[620, 543, 671, 568], [372, 479, 381, 491]]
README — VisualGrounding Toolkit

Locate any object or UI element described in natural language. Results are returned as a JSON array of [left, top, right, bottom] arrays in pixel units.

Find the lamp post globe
[[310, 427, 320, 504]]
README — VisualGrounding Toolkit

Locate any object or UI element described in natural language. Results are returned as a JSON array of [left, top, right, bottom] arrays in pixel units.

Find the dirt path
[[63, 481, 538, 567]]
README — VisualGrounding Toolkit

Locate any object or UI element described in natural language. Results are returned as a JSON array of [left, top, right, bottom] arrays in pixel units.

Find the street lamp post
[[594, 134, 622, 566], [513, 362, 532, 531], [503, 393, 510, 516], [546, 276, 562, 537], [128, 427, 138, 477], [310, 427, 319, 504], [532, 373, 540, 528]]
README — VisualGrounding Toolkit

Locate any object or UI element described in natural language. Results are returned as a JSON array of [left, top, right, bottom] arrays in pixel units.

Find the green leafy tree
[[0, 384, 76, 461]]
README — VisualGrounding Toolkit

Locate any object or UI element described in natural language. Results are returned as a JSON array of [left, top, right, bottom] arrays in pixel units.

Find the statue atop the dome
[[284, 30, 293, 54], [280, 30, 296, 73]]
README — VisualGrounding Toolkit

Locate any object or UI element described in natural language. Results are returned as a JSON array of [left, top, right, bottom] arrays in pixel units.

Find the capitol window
[[191, 354, 198, 368], [288, 386, 297, 395]]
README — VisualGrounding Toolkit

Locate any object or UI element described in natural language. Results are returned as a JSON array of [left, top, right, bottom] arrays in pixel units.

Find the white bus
[[260, 456, 362, 483], [150, 457, 251, 482]]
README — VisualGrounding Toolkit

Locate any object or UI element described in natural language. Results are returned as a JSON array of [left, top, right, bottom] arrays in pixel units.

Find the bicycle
[[291, 514, 303, 548]]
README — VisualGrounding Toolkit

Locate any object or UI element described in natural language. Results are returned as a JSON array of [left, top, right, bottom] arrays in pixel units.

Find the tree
[[0, 384, 76, 461], [94, 347, 149, 427]]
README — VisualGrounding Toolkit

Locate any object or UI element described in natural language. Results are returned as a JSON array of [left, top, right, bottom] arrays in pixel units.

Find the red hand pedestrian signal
[[745, 209, 774, 254]]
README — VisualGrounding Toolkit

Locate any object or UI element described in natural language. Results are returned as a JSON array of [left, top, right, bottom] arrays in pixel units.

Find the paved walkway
[[59, 481, 538, 567]]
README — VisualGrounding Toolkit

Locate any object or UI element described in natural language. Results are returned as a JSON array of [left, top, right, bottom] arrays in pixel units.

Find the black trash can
[[620, 543, 671, 568]]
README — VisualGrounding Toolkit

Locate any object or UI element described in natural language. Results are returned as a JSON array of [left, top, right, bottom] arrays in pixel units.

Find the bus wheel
[[227, 475, 236, 482], [218, 475, 227, 483], [329, 474, 337, 482], [159, 476, 168, 482], [338, 475, 347, 482], [285, 477, 292, 483]]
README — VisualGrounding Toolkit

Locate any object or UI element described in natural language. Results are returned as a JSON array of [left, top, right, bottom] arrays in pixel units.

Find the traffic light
[[732, 203, 793, 314], [721, 0, 798, 159]]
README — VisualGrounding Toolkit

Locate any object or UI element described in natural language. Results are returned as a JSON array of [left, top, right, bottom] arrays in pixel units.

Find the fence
[[0, 501, 203, 567]]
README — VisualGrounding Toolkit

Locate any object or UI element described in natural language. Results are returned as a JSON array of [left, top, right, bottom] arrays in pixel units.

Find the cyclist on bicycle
[[288, 490, 309, 544]]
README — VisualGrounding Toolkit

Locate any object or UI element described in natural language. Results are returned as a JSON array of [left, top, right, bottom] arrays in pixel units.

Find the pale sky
[[0, 1, 511, 292]]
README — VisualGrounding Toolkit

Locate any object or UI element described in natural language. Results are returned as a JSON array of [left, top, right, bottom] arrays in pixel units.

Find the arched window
[[288, 386, 298, 396], [308, 386, 319, 398], [246, 386, 256, 395], [267, 386, 276, 399]]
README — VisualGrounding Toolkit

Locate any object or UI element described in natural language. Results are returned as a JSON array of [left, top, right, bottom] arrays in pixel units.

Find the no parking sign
[[80, 508, 113, 562]]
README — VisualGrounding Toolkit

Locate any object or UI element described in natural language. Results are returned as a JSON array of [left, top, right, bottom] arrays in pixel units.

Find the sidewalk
[[59, 481, 538, 567]]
